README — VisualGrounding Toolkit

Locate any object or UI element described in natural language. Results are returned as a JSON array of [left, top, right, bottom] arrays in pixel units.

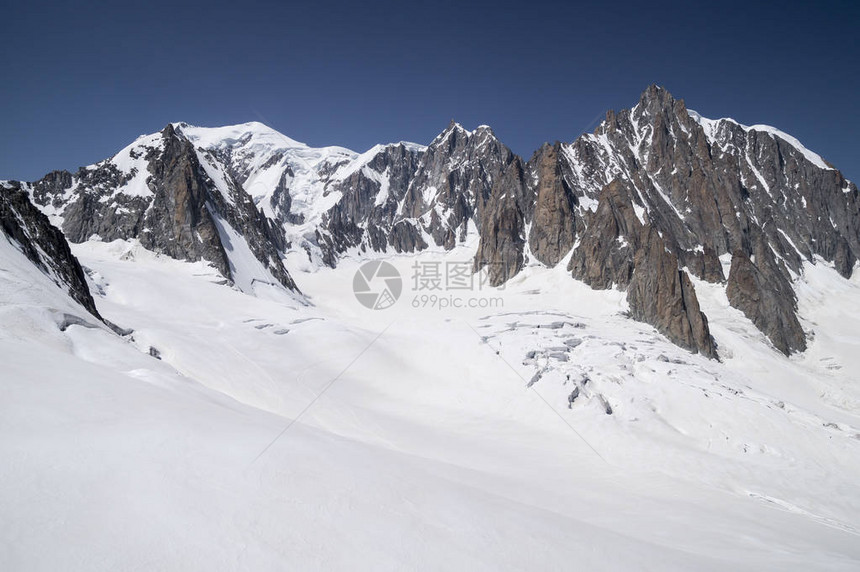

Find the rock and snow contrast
[[2, 86, 859, 570]]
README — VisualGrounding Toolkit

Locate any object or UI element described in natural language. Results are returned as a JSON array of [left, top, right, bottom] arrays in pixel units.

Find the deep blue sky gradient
[[2, 0, 858, 181]]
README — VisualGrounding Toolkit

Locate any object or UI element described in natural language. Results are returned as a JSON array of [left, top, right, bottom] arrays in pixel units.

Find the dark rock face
[[527, 143, 579, 267], [270, 166, 304, 225], [567, 180, 638, 290], [0, 183, 101, 319], [404, 123, 515, 249], [627, 228, 716, 358], [474, 158, 532, 285], [726, 245, 806, 355], [566, 180, 716, 357], [387, 220, 428, 254], [315, 123, 516, 265], [30, 170, 73, 208], [27, 124, 298, 293], [137, 125, 232, 279], [317, 143, 423, 265]]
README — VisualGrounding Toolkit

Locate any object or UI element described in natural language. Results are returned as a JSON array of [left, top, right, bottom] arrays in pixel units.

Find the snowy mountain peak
[[686, 109, 833, 171], [432, 120, 473, 144], [397, 140, 428, 153], [432, 121, 499, 144], [175, 120, 308, 151], [639, 83, 670, 101]]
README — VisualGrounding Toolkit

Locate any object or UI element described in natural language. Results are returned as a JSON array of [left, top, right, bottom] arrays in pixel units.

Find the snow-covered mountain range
[[2, 85, 860, 570], [15, 85, 859, 358]]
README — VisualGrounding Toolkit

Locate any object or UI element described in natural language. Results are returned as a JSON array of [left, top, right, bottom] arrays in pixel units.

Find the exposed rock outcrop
[[402, 122, 514, 249], [317, 142, 423, 265], [567, 180, 716, 357], [136, 124, 233, 278], [527, 143, 579, 267], [315, 122, 516, 265], [627, 228, 716, 358], [726, 244, 806, 355], [1, 183, 101, 319], [474, 85, 858, 356], [567, 180, 638, 290], [474, 158, 531, 285]]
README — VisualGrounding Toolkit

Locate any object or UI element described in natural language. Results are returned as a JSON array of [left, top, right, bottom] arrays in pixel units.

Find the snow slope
[[2, 232, 859, 570]]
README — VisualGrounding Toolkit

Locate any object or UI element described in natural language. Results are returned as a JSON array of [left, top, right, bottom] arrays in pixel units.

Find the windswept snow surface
[[176, 121, 357, 224], [1, 237, 860, 570]]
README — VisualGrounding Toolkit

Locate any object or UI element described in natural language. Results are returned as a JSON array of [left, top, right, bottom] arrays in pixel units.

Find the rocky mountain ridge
[[1, 182, 102, 319], [24, 124, 298, 295], [477, 86, 858, 357], [9, 86, 858, 358]]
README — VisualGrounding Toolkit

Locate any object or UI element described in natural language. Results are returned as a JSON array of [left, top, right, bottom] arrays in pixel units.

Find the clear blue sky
[[2, 0, 858, 181]]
